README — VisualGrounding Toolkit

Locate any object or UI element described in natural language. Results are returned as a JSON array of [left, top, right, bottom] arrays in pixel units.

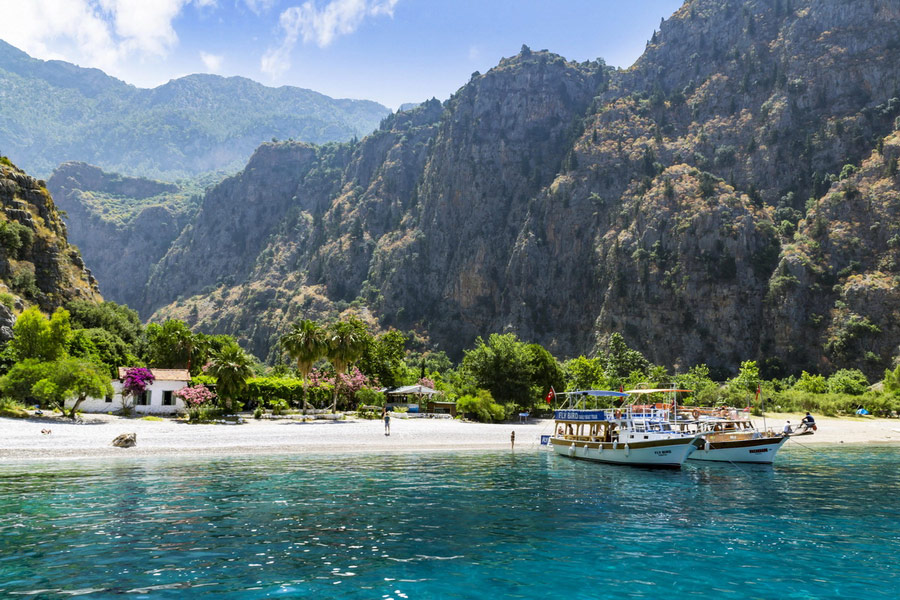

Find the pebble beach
[[2, 412, 899, 461]]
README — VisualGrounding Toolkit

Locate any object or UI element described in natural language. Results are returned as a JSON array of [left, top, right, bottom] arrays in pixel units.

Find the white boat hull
[[688, 435, 788, 464], [550, 436, 699, 468]]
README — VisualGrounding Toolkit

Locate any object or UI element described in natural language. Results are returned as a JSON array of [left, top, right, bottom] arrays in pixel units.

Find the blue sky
[[0, 0, 683, 109]]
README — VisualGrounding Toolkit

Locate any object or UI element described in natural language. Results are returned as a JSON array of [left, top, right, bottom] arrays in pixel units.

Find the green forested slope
[[0, 40, 390, 180]]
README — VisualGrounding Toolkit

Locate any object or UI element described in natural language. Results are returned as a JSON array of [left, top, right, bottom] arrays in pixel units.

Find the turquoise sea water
[[1, 445, 898, 599]]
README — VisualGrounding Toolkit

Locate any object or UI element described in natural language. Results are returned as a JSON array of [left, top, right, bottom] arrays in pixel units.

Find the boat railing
[[687, 407, 751, 421]]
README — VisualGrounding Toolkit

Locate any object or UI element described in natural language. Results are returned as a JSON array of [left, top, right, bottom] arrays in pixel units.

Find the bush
[[356, 406, 381, 419], [826, 369, 868, 395], [768, 389, 897, 416], [456, 390, 506, 422], [794, 371, 827, 393], [354, 387, 385, 407], [270, 398, 290, 415], [0, 396, 29, 418], [187, 405, 226, 423]]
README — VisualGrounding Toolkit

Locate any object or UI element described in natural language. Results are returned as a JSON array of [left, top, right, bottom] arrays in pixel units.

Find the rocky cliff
[[46, 163, 198, 312], [0, 158, 101, 328], [78, 0, 900, 376]]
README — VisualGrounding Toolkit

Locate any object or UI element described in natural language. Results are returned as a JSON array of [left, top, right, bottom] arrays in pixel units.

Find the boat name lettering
[[749, 448, 769, 454], [654, 450, 672, 456], [554, 410, 607, 421]]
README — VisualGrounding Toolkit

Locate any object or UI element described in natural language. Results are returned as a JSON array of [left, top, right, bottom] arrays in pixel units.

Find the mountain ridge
[[0, 39, 391, 180], [49, 0, 900, 379]]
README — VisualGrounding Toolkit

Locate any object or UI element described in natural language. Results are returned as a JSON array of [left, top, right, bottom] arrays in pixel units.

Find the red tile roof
[[117, 367, 191, 381]]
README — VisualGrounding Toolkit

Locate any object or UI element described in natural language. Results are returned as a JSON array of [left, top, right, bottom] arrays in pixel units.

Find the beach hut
[[385, 384, 444, 414], [70, 368, 192, 415], [426, 400, 457, 417]]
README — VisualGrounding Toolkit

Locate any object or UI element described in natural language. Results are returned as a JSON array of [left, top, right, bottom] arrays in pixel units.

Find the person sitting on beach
[[41, 428, 51, 435], [800, 412, 816, 432], [783, 421, 793, 435]]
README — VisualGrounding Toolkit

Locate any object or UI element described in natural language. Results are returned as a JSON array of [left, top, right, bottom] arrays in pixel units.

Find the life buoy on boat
[[692, 410, 700, 420]]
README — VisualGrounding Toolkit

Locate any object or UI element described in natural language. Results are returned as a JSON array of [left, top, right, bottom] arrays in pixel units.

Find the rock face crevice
[[55, 1, 900, 377]]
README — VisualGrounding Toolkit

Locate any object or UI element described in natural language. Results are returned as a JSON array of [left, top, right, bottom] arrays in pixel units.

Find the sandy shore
[[1, 411, 899, 461]]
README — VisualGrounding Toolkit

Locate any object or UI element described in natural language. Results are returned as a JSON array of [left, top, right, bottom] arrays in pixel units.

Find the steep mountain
[[0, 40, 390, 180], [0, 156, 101, 336], [46, 163, 201, 311], [67, 0, 900, 377]]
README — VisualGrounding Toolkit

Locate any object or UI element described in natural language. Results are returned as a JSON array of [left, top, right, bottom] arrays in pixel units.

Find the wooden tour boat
[[549, 390, 701, 468]]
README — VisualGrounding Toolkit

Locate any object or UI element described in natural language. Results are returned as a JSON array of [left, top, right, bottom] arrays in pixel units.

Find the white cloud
[[200, 51, 224, 72], [261, 0, 398, 79], [243, 0, 277, 14], [0, 0, 209, 77]]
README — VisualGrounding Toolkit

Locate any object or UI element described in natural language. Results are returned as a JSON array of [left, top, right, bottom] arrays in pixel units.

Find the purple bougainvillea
[[122, 367, 155, 398]]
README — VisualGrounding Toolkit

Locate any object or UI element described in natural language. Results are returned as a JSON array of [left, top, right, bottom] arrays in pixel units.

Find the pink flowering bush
[[174, 385, 216, 406], [307, 367, 334, 387], [338, 367, 369, 396], [418, 377, 435, 389], [307, 367, 370, 409], [122, 367, 154, 398]]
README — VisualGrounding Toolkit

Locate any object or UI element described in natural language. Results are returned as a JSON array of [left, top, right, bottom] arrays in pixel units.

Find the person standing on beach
[[510, 430, 515, 450], [383, 407, 391, 436]]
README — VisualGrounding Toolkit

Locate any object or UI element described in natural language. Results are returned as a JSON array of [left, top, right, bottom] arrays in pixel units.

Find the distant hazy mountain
[[0, 40, 391, 180]]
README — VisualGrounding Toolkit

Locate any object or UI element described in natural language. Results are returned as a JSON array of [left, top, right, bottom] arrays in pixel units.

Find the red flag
[[545, 387, 555, 404]]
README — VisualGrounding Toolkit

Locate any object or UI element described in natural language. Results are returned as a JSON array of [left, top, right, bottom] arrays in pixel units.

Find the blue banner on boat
[[540, 435, 550, 445], [554, 409, 608, 421]]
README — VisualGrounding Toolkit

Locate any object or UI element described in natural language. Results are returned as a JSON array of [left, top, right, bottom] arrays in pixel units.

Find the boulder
[[111, 433, 137, 448]]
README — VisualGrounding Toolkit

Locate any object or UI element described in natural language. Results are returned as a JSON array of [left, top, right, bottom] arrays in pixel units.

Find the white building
[[71, 368, 192, 415]]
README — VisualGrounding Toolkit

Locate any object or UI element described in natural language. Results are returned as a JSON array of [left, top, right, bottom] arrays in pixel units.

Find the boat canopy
[[624, 389, 693, 394], [559, 390, 630, 397]]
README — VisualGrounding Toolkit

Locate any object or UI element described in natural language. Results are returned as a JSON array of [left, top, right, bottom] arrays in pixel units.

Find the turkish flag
[[545, 387, 555, 404]]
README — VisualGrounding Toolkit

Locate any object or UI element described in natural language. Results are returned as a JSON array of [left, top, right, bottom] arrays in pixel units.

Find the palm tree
[[326, 318, 368, 412], [280, 319, 328, 411], [206, 344, 254, 411], [146, 319, 205, 374]]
